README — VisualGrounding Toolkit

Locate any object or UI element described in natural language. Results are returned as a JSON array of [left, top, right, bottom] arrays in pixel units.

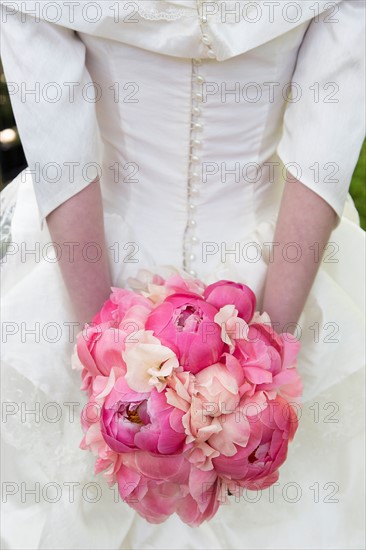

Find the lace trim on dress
[[0, 177, 19, 262], [1, 364, 93, 482], [126, 1, 197, 21], [130, 1, 264, 23]]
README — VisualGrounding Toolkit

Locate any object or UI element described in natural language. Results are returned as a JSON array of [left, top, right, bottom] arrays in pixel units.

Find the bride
[[1, 1, 365, 548]]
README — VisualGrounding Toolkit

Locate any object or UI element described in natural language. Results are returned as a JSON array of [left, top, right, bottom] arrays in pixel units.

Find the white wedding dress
[[1, 1, 365, 549]]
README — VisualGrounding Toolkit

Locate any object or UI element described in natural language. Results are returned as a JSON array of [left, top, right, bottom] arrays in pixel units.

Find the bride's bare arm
[[46, 179, 112, 325], [262, 173, 338, 334]]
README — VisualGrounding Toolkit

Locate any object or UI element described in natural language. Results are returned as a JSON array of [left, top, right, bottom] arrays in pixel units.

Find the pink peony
[[204, 280, 256, 323], [162, 273, 206, 297], [127, 270, 206, 305], [214, 305, 249, 352], [101, 377, 186, 455], [76, 288, 153, 393], [177, 465, 222, 526], [123, 330, 179, 393], [145, 292, 224, 373], [80, 368, 125, 484], [235, 323, 303, 401], [116, 452, 222, 526], [117, 452, 191, 523], [92, 287, 153, 326], [75, 322, 127, 394], [166, 357, 249, 471], [194, 360, 244, 417], [212, 395, 298, 488]]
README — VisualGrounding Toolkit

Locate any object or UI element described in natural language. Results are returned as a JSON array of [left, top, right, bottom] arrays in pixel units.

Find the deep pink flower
[[79, 369, 125, 484], [177, 486, 221, 527], [101, 378, 186, 454], [116, 452, 221, 526], [92, 287, 153, 326], [212, 395, 299, 488], [204, 280, 256, 323], [76, 288, 153, 393], [145, 293, 224, 373], [235, 323, 303, 400], [178, 465, 222, 526], [117, 452, 192, 523], [75, 322, 127, 394]]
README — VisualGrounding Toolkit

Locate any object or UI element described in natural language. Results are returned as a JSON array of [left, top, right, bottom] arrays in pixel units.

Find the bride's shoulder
[[0, 0, 345, 62]]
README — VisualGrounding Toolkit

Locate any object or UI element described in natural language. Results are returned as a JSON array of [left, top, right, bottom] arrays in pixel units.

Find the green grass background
[[350, 140, 366, 230]]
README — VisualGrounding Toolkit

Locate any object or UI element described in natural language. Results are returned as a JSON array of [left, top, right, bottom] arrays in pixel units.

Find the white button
[[193, 123, 203, 131], [191, 236, 199, 244], [189, 270, 197, 277], [189, 203, 196, 211], [192, 139, 202, 147], [189, 219, 197, 227], [191, 171, 200, 180], [191, 156, 200, 164], [191, 187, 200, 196], [196, 75, 205, 84], [201, 16, 208, 24], [207, 49, 216, 59], [192, 107, 201, 116], [202, 34, 211, 46], [189, 254, 196, 261], [194, 92, 203, 102]]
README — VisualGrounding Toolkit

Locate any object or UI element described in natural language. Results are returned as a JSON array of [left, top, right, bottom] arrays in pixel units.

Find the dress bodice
[[79, 27, 308, 279], [1, 0, 364, 237]]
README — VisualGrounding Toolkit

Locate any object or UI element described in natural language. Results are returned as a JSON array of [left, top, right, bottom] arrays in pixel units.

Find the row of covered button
[[183, 9, 216, 276], [197, 0, 216, 59], [182, 58, 206, 277]]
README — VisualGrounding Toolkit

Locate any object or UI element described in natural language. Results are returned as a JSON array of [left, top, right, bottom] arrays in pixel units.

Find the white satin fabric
[[0, 0, 365, 227], [1, 3, 366, 549], [0, 1, 343, 59]]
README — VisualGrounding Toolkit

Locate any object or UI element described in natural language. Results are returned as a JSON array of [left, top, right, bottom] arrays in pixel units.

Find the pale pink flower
[[194, 360, 244, 416], [249, 310, 272, 326], [123, 330, 179, 392], [141, 273, 206, 305], [165, 370, 195, 413], [214, 304, 249, 352]]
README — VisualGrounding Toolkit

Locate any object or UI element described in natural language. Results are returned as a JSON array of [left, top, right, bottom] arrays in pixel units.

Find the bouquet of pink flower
[[72, 269, 302, 526]]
